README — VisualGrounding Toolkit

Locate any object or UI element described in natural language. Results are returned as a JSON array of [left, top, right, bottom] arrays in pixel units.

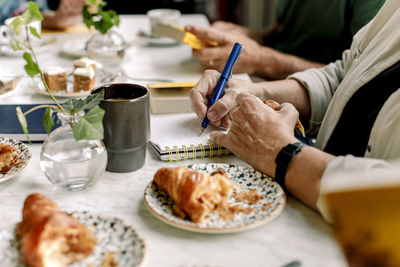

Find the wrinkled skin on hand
[[210, 94, 299, 177], [190, 70, 261, 129], [211, 21, 251, 37], [185, 25, 262, 75]]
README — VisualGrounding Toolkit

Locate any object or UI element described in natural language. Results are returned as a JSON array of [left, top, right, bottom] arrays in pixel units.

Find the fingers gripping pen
[[199, 42, 243, 136]]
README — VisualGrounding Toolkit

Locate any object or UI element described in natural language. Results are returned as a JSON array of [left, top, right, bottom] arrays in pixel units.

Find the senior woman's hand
[[211, 21, 251, 37], [190, 70, 262, 129], [210, 94, 299, 176]]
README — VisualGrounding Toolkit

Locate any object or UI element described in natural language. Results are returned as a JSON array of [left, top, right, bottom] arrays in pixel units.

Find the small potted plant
[[82, 0, 126, 66], [11, 1, 107, 191]]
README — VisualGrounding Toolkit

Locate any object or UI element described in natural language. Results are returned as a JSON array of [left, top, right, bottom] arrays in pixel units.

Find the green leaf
[[11, 39, 27, 51], [23, 52, 40, 77], [23, 1, 43, 23], [82, 0, 119, 34], [29, 26, 41, 39], [95, 10, 118, 34], [11, 16, 25, 35], [43, 107, 55, 134], [82, 5, 94, 28], [109, 10, 119, 27], [72, 106, 105, 140], [86, 0, 99, 5], [62, 89, 104, 113], [16, 107, 31, 143]]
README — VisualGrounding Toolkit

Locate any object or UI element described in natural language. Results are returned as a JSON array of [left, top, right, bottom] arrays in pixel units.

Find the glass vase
[[40, 111, 107, 191], [86, 28, 126, 67]]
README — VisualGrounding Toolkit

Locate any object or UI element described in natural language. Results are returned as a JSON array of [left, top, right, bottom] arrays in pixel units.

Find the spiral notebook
[[149, 113, 229, 162]]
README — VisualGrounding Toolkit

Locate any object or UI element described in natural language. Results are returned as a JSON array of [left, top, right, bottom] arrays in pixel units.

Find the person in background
[[104, 0, 209, 15], [42, 0, 85, 29], [190, 0, 400, 221], [186, 0, 386, 80], [0, 0, 85, 30]]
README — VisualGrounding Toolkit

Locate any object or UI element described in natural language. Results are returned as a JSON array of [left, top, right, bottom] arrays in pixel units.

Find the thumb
[[186, 25, 228, 44], [210, 131, 228, 146]]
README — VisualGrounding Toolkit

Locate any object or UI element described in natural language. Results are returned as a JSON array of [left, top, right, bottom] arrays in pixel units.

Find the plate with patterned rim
[[0, 137, 32, 184], [144, 163, 286, 233], [0, 211, 147, 267]]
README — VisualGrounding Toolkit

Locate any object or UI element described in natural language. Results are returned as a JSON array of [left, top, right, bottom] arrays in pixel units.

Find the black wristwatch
[[274, 142, 305, 191]]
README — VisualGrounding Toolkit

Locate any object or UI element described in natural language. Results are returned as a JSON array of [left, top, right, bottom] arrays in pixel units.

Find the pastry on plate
[[0, 143, 20, 174], [43, 66, 67, 92], [17, 193, 96, 267], [153, 167, 233, 222], [73, 67, 96, 92], [73, 57, 97, 71], [0, 76, 21, 95]]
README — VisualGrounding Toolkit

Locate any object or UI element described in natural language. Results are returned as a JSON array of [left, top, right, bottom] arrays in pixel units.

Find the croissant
[[17, 193, 96, 267], [0, 143, 20, 174], [153, 167, 233, 222]]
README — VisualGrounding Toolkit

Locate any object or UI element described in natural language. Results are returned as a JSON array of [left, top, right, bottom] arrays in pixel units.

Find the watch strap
[[274, 142, 305, 191]]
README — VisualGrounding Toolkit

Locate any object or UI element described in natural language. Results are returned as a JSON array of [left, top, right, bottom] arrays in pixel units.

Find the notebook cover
[[0, 104, 61, 141]]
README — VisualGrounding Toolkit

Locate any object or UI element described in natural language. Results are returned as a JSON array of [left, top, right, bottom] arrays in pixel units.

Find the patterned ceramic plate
[[144, 163, 286, 233], [0, 211, 147, 267], [0, 137, 32, 184]]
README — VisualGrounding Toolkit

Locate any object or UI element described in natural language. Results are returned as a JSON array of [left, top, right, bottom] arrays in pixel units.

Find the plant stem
[[25, 25, 66, 114], [23, 104, 57, 116]]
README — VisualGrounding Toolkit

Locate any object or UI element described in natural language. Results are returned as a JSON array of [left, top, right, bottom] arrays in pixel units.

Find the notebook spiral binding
[[164, 143, 231, 163]]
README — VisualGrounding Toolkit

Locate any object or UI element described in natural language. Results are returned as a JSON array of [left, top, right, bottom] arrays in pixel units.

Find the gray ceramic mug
[[92, 83, 150, 172]]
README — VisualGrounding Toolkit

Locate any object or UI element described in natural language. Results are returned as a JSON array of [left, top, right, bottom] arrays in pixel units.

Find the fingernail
[[208, 110, 217, 120]]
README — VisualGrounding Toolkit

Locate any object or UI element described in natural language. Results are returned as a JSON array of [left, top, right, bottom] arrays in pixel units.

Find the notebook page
[[150, 113, 227, 152]]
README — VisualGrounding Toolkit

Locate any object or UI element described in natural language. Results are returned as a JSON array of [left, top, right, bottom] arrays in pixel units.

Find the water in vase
[[40, 138, 107, 191]]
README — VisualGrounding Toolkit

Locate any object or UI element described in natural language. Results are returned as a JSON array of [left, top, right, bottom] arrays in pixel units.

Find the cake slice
[[73, 67, 96, 92], [43, 66, 67, 92], [73, 57, 97, 71]]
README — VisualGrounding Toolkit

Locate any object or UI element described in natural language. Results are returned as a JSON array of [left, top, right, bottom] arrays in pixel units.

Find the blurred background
[[46, 0, 277, 31]]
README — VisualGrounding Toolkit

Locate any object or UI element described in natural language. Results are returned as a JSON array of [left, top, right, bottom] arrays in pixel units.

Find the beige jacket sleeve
[[283, 0, 400, 222], [287, 49, 352, 136]]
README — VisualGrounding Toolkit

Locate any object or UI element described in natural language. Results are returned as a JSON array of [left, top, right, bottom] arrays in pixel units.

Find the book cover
[[148, 82, 195, 114], [0, 104, 60, 142]]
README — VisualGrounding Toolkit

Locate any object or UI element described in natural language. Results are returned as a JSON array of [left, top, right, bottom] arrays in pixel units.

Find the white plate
[[30, 68, 117, 98], [61, 39, 88, 58], [0, 37, 56, 57], [144, 163, 286, 233], [0, 137, 32, 184], [0, 76, 21, 99], [0, 211, 147, 267], [137, 30, 179, 46]]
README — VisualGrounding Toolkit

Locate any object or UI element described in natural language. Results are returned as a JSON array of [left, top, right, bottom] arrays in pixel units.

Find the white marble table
[[0, 15, 347, 267]]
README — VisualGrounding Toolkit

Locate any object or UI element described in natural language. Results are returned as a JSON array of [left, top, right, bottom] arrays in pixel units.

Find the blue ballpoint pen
[[198, 42, 243, 136]]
